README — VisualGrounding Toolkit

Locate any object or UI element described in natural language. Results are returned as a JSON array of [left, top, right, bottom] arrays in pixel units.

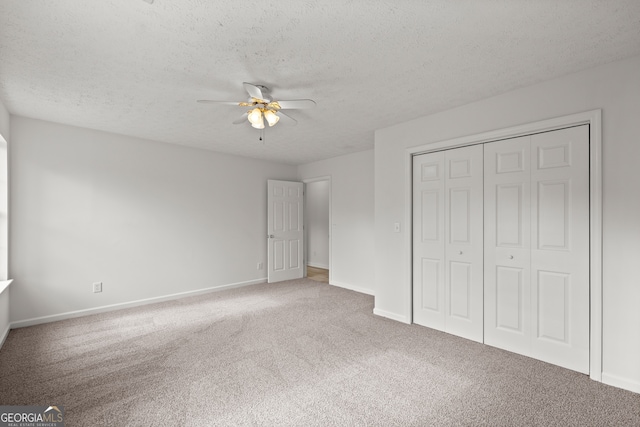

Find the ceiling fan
[[197, 82, 316, 129]]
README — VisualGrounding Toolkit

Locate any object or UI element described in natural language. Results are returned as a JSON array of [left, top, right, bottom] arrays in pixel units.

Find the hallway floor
[[307, 266, 329, 283]]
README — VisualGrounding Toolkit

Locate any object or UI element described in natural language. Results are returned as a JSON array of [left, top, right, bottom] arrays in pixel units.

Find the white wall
[[298, 150, 374, 295], [0, 98, 9, 347], [374, 54, 640, 393], [305, 180, 330, 269], [9, 117, 297, 324]]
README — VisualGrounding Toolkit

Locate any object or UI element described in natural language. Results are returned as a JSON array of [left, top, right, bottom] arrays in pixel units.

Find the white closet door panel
[[484, 136, 532, 355], [445, 145, 484, 343], [413, 153, 446, 330], [530, 125, 590, 373]]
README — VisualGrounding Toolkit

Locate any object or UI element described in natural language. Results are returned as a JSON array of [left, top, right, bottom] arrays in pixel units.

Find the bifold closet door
[[413, 151, 446, 331], [484, 125, 589, 373], [530, 126, 589, 372], [445, 146, 484, 342], [413, 145, 483, 343], [484, 136, 532, 356]]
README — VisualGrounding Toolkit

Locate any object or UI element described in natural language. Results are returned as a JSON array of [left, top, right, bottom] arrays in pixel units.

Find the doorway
[[304, 177, 331, 283]]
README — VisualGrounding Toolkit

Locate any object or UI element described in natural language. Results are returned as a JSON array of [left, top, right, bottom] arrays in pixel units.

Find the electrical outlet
[[257, 262, 263, 270], [92, 282, 102, 293]]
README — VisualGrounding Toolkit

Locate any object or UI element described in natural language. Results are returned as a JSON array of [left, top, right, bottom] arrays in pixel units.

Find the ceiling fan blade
[[243, 82, 271, 103], [277, 111, 298, 125], [197, 100, 242, 106], [272, 99, 316, 110], [232, 112, 248, 124]]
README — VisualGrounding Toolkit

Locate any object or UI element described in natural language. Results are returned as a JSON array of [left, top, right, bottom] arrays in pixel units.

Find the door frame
[[302, 176, 332, 283], [405, 109, 602, 381]]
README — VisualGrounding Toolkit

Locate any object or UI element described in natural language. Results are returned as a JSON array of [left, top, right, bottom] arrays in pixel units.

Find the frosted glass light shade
[[264, 109, 280, 127], [247, 108, 263, 125]]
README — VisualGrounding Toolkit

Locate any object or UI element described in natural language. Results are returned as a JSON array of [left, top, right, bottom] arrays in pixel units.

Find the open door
[[267, 180, 304, 283]]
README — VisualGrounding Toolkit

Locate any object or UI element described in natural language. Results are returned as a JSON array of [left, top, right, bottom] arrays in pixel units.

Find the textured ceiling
[[1, 1, 640, 165]]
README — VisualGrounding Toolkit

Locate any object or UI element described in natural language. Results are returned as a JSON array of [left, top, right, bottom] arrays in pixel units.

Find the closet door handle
[[509, 255, 514, 259], [459, 251, 463, 255]]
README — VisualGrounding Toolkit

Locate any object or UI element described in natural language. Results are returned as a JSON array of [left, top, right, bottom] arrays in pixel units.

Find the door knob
[[509, 255, 514, 259], [459, 251, 463, 255], [268, 234, 275, 239]]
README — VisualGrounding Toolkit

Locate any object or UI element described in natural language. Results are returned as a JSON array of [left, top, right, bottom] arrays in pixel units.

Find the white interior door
[[484, 125, 589, 373], [267, 180, 304, 283], [413, 151, 446, 330], [444, 145, 484, 342], [484, 136, 532, 355], [413, 145, 484, 342], [530, 125, 589, 373]]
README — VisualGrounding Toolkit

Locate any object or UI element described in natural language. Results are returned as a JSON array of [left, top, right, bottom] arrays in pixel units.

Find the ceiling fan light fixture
[[264, 109, 280, 127], [198, 83, 315, 133]]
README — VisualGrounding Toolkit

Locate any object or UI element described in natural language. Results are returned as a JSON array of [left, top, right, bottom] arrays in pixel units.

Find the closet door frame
[[405, 109, 602, 382]]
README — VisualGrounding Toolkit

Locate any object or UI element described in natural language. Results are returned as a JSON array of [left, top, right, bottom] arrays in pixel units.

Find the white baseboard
[[307, 262, 329, 270], [373, 307, 410, 324], [0, 323, 10, 350], [602, 372, 640, 394], [11, 278, 267, 329], [329, 280, 375, 296]]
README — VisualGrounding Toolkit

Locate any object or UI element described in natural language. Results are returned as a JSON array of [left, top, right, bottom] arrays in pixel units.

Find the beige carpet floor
[[1, 279, 639, 426]]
